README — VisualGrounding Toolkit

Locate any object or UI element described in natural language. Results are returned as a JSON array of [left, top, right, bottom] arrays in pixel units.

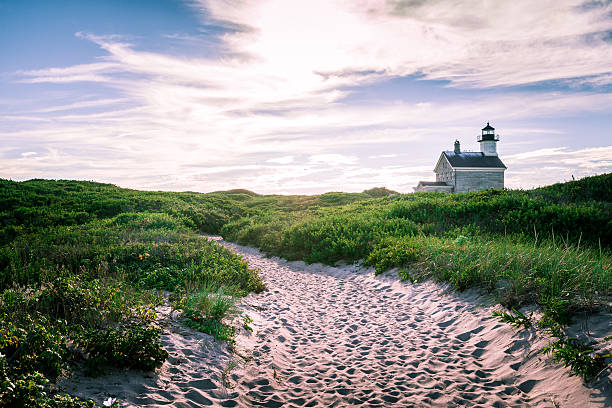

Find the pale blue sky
[[1, 0, 611, 193]]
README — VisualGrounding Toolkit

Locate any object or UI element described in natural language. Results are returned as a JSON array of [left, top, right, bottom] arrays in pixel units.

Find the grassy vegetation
[[220, 174, 612, 310], [218, 174, 612, 380], [0, 179, 263, 407], [2, 172, 610, 400], [171, 282, 239, 342]]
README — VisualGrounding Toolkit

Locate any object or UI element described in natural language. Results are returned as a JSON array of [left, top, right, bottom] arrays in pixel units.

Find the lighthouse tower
[[415, 122, 507, 193], [478, 122, 499, 156]]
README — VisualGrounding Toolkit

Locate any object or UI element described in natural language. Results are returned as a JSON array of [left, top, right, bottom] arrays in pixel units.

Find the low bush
[[0, 316, 70, 380], [172, 283, 239, 341], [0, 359, 98, 407], [182, 312, 236, 342], [0, 179, 265, 406], [80, 325, 168, 375]]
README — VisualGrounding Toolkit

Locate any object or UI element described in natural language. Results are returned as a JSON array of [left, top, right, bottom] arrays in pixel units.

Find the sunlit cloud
[[369, 154, 398, 159], [505, 146, 612, 188], [194, 0, 612, 88], [3, 0, 612, 193], [309, 154, 359, 166], [267, 156, 295, 164]]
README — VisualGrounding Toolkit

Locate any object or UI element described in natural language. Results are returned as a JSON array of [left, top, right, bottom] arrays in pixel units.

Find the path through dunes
[[57, 238, 609, 407], [222, 239, 607, 408]]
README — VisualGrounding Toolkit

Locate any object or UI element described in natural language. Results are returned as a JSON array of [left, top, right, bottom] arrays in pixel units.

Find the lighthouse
[[415, 122, 507, 193], [478, 122, 499, 156]]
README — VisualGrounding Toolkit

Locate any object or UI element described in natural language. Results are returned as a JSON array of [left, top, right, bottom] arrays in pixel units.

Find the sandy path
[[222, 239, 611, 408], [57, 299, 238, 408], [58, 238, 611, 407]]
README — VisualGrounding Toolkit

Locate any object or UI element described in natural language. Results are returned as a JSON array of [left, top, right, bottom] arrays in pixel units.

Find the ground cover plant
[[218, 173, 612, 381], [170, 282, 239, 342], [2, 172, 610, 403], [0, 180, 264, 406], [220, 174, 611, 307]]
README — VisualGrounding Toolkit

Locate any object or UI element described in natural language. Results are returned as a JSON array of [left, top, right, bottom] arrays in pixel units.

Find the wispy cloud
[[505, 148, 569, 161], [267, 155, 295, 164], [19, 62, 120, 83], [505, 145, 612, 188], [4, 0, 612, 193], [34, 98, 128, 113], [193, 0, 612, 88], [309, 154, 358, 166]]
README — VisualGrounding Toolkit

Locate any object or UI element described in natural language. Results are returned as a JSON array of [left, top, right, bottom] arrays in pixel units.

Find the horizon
[[2, 0, 612, 194], [2, 171, 602, 196]]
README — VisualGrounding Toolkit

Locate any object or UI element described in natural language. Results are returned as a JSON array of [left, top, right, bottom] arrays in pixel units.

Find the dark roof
[[482, 122, 494, 131], [417, 181, 452, 186], [442, 151, 507, 168]]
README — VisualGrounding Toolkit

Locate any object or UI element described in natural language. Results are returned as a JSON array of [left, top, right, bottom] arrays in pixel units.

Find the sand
[[58, 237, 611, 407], [56, 299, 237, 407]]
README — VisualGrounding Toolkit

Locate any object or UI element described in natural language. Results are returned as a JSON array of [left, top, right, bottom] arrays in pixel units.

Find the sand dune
[[224, 240, 611, 407], [58, 237, 611, 407], [57, 301, 238, 407]]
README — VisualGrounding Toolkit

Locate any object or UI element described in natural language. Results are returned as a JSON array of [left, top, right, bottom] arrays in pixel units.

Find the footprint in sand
[[65, 238, 609, 407]]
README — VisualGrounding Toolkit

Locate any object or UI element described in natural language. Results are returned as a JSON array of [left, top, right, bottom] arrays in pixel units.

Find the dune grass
[[171, 281, 240, 342], [1, 173, 611, 401], [0, 180, 264, 407], [217, 173, 612, 380], [220, 175, 612, 310], [365, 234, 610, 308]]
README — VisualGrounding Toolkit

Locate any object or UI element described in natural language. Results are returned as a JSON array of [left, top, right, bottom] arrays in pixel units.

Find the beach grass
[[216, 173, 611, 380], [0, 180, 264, 406], [1, 172, 611, 404], [219, 174, 612, 311]]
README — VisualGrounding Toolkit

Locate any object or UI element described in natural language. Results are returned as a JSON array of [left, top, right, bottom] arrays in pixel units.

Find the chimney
[[454, 140, 461, 154]]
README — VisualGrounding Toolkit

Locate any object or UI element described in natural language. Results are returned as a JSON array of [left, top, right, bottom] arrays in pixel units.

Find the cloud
[[267, 155, 295, 164], [505, 148, 568, 161], [369, 154, 398, 159], [505, 145, 612, 166], [192, 0, 612, 88], [18, 62, 120, 83], [34, 98, 129, 113], [309, 154, 359, 166], [5, 0, 612, 193], [504, 145, 612, 188]]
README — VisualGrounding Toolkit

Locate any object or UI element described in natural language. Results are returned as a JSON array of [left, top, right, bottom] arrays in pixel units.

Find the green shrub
[[0, 357, 98, 407], [541, 336, 606, 380], [0, 316, 70, 380], [365, 237, 425, 274], [492, 308, 532, 328], [0, 178, 266, 403], [80, 325, 168, 375], [182, 312, 236, 342]]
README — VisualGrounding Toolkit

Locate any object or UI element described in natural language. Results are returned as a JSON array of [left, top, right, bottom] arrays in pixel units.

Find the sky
[[1, 0, 612, 194]]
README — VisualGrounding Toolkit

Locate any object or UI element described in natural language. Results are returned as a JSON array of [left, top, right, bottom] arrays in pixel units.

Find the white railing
[[477, 133, 500, 142]]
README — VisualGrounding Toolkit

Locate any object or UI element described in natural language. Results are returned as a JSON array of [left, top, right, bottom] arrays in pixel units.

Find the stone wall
[[454, 170, 504, 193]]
